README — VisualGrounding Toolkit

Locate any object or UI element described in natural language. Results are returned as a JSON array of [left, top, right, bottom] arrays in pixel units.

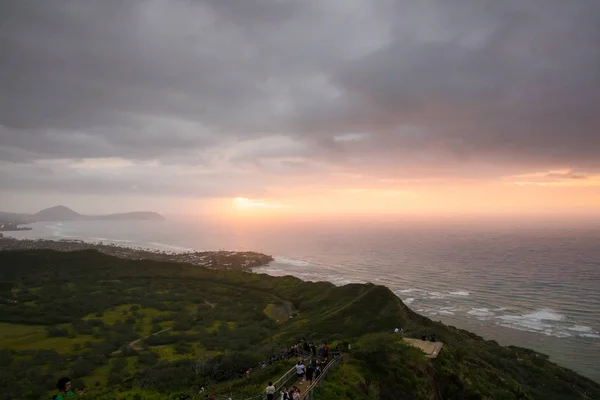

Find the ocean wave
[[438, 310, 455, 315], [404, 297, 415, 305], [468, 308, 493, 318], [449, 291, 470, 296], [500, 309, 566, 323], [581, 333, 600, 339], [568, 325, 593, 333], [273, 256, 311, 267], [427, 291, 445, 299], [397, 288, 417, 293], [495, 309, 567, 334]]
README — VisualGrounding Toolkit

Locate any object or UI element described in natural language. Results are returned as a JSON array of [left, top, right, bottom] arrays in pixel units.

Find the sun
[[232, 197, 287, 212], [233, 197, 252, 208]]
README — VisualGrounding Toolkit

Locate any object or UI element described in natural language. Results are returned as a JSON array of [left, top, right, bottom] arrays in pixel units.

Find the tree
[[70, 358, 95, 378], [174, 341, 193, 355]]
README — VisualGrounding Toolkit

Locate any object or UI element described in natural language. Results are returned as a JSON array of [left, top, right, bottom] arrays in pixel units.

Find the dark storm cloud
[[0, 0, 599, 198], [296, 0, 600, 169], [0, 0, 299, 161]]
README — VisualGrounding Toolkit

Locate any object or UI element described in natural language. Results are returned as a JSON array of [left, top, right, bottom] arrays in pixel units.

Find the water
[[4, 217, 600, 382]]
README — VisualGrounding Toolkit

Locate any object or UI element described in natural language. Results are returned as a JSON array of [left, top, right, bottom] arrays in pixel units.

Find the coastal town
[[0, 222, 32, 232], [0, 234, 273, 271]]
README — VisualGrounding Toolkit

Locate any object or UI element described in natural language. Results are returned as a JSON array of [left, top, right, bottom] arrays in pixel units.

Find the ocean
[[4, 216, 600, 383]]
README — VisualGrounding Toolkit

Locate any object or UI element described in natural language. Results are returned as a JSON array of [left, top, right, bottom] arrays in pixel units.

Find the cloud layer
[[1, 0, 599, 211]]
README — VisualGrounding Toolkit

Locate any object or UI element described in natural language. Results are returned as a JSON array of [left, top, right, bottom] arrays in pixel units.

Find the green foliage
[[0, 249, 598, 400], [46, 326, 69, 337]]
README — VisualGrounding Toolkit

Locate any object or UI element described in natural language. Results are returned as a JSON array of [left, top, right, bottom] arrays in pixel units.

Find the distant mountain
[[33, 205, 81, 221], [1, 206, 165, 223]]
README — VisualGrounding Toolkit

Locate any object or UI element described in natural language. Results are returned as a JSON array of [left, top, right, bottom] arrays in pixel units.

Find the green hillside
[[0, 250, 598, 399]]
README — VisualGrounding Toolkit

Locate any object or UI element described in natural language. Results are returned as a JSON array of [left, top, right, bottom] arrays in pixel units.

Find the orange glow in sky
[[221, 170, 600, 219]]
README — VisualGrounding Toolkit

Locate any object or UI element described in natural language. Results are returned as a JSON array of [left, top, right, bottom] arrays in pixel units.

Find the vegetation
[[0, 249, 599, 399]]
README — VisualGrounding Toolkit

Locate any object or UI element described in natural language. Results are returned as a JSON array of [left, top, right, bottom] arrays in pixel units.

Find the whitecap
[[499, 309, 566, 323], [426, 291, 447, 299], [567, 325, 593, 333], [273, 256, 311, 267], [554, 331, 573, 338], [438, 310, 455, 315], [449, 291, 470, 296], [397, 288, 419, 293], [581, 333, 600, 339], [495, 309, 566, 334], [404, 297, 415, 305], [468, 308, 493, 318]]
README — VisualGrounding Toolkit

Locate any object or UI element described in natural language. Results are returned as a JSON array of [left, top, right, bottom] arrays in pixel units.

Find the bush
[[45, 326, 69, 337], [70, 358, 95, 378]]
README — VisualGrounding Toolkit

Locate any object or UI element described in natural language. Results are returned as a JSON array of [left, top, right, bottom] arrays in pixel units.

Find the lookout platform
[[403, 338, 443, 359]]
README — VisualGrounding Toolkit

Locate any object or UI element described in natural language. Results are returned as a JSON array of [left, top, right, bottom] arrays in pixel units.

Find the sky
[[1, 0, 599, 217]]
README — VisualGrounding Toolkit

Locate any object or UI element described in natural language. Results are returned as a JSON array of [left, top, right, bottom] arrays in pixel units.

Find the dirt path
[[111, 327, 172, 355], [204, 299, 216, 308]]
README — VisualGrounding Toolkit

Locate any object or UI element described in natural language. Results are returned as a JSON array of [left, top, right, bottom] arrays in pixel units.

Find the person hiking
[[266, 381, 276, 400], [322, 342, 329, 360], [305, 361, 315, 384], [54, 377, 83, 399], [280, 387, 289, 400], [295, 360, 305, 380]]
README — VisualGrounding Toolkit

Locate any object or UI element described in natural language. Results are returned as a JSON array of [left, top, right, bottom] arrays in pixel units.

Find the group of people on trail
[[293, 339, 332, 359], [295, 359, 324, 384], [265, 351, 332, 400], [267, 380, 302, 400], [278, 385, 301, 400]]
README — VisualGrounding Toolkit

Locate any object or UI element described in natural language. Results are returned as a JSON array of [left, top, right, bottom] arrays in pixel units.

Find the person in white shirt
[[280, 387, 289, 400], [265, 381, 276, 400], [295, 361, 305, 380]]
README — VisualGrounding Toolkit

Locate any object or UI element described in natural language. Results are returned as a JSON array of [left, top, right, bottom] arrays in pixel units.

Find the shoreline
[[0, 234, 273, 271]]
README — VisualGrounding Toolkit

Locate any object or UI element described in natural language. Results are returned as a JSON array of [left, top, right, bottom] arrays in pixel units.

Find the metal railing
[[299, 354, 343, 400], [215, 349, 333, 400], [238, 364, 298, 400]]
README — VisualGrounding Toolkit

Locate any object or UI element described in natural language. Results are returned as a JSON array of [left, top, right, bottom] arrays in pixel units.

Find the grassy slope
[[0, 249, 599, 400]]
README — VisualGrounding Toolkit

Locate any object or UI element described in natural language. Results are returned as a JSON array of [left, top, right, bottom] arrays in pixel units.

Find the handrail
[[218, 349, 329, 400], [238, 364, 298, 400], [299, 355, 343, 400]]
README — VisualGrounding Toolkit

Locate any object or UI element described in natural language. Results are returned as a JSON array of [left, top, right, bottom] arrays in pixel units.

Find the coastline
[[0, 234, 273, 271], [2, 226, 599, 384]]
